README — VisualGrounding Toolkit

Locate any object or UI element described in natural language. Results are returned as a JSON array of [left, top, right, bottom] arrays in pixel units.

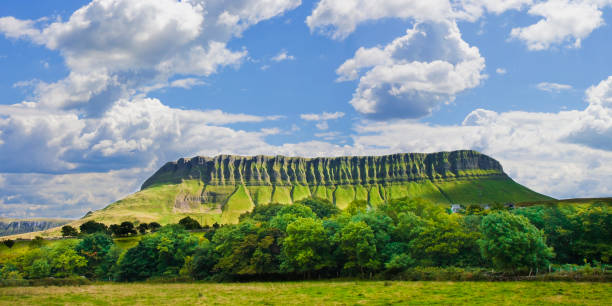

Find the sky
[[0, 0, 611, 218]]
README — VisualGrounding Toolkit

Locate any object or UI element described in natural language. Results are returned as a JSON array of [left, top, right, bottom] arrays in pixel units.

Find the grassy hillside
[[4, 175, 553, 239], [3, 151, 556, 239]]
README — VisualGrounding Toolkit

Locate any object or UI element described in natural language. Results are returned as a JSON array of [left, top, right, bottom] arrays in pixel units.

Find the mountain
[[89, 150, 551, 225], [0, 218, 72, 237], [6, 150, 552, 238]]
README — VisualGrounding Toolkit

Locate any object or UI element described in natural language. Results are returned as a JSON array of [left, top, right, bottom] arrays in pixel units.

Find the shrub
[[61, 225, 79, 237], [80, 221, 108, 235], [178, 217, 201, 230], [2, 239, 15, 248]]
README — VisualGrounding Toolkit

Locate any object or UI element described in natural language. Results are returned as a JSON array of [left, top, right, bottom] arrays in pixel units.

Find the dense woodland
[[0, 198, 610, 282]]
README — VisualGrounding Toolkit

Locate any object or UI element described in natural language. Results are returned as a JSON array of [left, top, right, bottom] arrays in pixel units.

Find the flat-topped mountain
[[101, 150, 550, 225], [8, 150, 552, 238], [142, 150, 504, 189]]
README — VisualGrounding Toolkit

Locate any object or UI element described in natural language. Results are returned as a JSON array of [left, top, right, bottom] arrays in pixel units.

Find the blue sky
[[0, 0, 611, 218]]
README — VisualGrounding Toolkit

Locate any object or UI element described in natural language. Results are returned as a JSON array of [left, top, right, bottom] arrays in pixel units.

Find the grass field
[[0, 281, 610, 305]]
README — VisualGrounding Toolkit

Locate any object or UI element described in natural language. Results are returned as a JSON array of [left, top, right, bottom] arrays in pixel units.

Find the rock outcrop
[[142, 150, 504, 189], [0, 219, 71, 237]]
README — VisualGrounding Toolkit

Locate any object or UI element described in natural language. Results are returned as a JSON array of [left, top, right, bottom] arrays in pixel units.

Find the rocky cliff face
[[0, 219, 71, 237], [142, 150, 505, 189]]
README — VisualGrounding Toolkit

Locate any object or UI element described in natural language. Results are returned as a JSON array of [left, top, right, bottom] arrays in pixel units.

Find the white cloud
[[271, 50, 295, 62], [510, 0, 612, 50], [351, 75, 612, 198], [306, 0, 533, 40], [300, 111, 345, 121], [315, 121, 329, 130], [0, 0, 301, 115], [536, 82, 573, 93], [301, 111, 345, 130], [169, 78, 206, 89], [496, 68, 507, 75], [314, 131, 341, 140], [585, 75, 612, 106], [306, 0, 454, 40], [0, 170, 144, 218], [0, 98, 282, 173], [337, 20, 486, 119], [563, 76, 612, 150]]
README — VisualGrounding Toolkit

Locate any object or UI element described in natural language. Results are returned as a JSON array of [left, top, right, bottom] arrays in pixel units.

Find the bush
[[61, 225, 79, 237], [80, 221, 108, 235], [149, 222, 161, 232], [2, 240, 15, 248], [178, 217, 201, 230]]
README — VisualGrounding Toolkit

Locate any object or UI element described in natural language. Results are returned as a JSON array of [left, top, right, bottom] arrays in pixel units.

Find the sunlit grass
[[0, 281, 609, 305]]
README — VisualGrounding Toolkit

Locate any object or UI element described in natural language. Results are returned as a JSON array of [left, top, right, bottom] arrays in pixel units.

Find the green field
[[0, 281, 610, 305]]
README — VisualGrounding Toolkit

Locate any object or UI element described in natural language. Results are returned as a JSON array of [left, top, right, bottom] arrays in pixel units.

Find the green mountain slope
[[82, 150, 551, 226], [9, 150, 552, 238]]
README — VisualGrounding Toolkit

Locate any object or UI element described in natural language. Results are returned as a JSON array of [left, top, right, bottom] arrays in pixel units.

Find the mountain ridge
[[142, 150, 505, 189]]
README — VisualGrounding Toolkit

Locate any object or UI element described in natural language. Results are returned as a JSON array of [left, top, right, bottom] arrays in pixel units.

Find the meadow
[[0, 281, 610, 305]]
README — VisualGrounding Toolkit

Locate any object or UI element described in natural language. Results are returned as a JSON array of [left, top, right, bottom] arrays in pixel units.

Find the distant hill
[[4, 150, 553, 239], [0, 218, 72, 237]]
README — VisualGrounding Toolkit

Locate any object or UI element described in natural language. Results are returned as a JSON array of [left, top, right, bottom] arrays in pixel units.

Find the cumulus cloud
[[337, 21, 486, 119], [510, 0, 612, 50], [563, 76, 612, 150], [0, 170, 144, 218], [0, 0, 301, 116], [0, 98, 282, 173], [306, 0, 532, 40], [306, 0, 454, 40], [271, 50, 295, 62], [351, 75, 612, 198], [536, 82, 573, 93]]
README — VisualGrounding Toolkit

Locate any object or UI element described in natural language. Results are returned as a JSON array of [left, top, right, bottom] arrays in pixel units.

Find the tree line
[[0, 197, 610, 282]]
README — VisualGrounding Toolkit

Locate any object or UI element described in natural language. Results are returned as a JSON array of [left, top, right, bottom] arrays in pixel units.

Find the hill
[[4, 150, 552, 238]]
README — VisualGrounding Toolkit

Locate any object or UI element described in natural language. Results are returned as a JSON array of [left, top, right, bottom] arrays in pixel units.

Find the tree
[[241, 203, 285, 222], [138, 223, 149, 235], [80, 220, 108, 235], [466, 205, 485, 216], [269, 204, 316, 232], [110, 222, 137, 237], [409, 214, 480, 267], [191, 243, 218, 280], [75, 232, 115, 279], [213, 221, 282, 276], [149, 222, 161, 232], [479, 211, 553, 271], [29, 259, 51, 279], [281, 218, 332, 276], [3, 239, 15, 248], [116, 225, 198, 281], [61, 225, 79, 237], [298, 198, 340, 219], [336, 221, 379, 274], [49, 241, 87, 277], [119, 221, 137, 236], [352, 211, 394, 260], [179, 216, 201, 230], [346, 200, 368, 215], [109, 224, 121, 236]]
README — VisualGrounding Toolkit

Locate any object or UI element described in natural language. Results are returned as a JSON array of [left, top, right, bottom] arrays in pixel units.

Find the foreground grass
[[1, 281, 610, 305]]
